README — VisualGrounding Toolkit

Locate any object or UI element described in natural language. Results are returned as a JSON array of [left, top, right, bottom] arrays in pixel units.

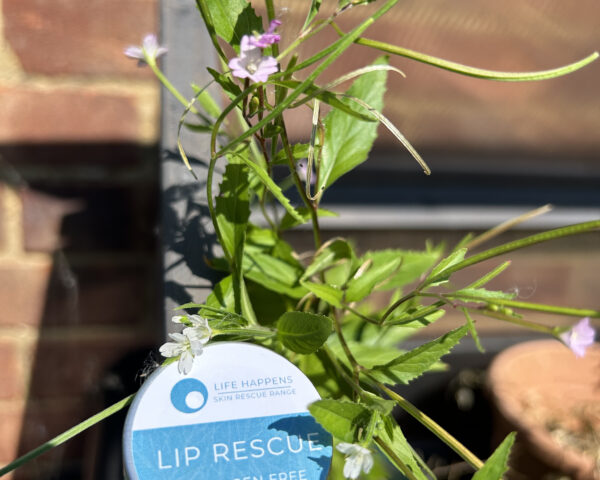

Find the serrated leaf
[[273, 143, 309, 165], [303, 239, 354, 280], [202, 0, 262, 52], [425, 248, 467, 286], [375, 421, 429, 480], [206, 275, 235, 312], [279, 207, 338, 230], [318, 57, 389, 190], [277, 311, 332, 354], [369, 325, 469, 384], [361, 392, 395, 416], [207, 67, 243, 101], [302, 281, 343, 308], [345, 256, 402, 303], [308, 399, 372, 443], [472, 432, 516, 480]]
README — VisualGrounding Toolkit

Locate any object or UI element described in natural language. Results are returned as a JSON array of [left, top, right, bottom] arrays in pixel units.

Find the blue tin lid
[[123, 342, 332, 480]]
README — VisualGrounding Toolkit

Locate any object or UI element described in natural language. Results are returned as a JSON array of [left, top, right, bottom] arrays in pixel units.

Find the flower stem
[[0, 394, 135, 477], [374, 382, 484, 471], [147, 60, 200, 116]]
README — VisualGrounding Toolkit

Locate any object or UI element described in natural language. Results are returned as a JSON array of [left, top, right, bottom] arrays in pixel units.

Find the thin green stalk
[[339, 31, 599, 81], [427, 220, 600, 285], [452, 295, 600, 319], [375, 382, 484, 471], [381, 292, 417, 323], [374, 436, 420, 480], [278, 119, 322, 249], [148, 61, 201, 116], [0, 394, 135, 477], [383, 301, 446, 326], [215, 0, 400, 159], [470, 307, 558, 335]]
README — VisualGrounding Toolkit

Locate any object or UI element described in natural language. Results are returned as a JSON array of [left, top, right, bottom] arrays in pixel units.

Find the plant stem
[[278, 120, 322, 249], [375, 382, 484, 471], [332, 311, 361, 389], [374, 436, 420, 480], [0, 394, 135, 477], [148, 61, 200, 116]]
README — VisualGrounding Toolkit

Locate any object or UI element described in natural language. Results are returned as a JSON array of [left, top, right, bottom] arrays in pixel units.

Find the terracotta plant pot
[[488, 340, 600, 480]]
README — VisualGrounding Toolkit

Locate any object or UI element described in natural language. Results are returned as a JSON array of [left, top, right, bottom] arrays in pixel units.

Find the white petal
[[159, 342, 183, 357], [361, 451, 374, 474], [188, 339, 205, 356], [124, 46, 144, 60], [343, 456, 362, 479], [171, 315, 186, 324], [336, 442, 357, 455], [178, 350, 194, 374], [168, 332, 186, 343]]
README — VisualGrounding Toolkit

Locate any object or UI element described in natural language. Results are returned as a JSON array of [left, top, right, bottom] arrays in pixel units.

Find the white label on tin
[[123, 342, 332, 480]]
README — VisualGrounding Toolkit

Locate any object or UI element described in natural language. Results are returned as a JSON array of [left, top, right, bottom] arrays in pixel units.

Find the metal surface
[[159, 0, 219, 335]]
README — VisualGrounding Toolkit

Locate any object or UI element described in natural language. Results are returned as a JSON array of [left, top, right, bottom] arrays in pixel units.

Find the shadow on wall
[[0, 142, 162, 480]]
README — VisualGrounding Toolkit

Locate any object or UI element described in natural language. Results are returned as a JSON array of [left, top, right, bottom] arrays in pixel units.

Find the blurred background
[[0, 0, 598, 478]]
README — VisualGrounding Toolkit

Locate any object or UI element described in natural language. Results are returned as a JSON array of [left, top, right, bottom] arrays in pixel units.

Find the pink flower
[[296, 161, 316, 185], [560, 317, 596, 358], [249, 20, 282, 48], [124, 34, 167, 65], [228, 35, 278, 83]]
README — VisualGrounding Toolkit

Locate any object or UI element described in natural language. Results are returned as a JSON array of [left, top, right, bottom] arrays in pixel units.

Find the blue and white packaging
[[123, 342, 332, 480]]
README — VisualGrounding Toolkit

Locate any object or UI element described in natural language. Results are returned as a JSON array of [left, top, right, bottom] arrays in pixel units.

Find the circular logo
[[170, 378, 208, 413]]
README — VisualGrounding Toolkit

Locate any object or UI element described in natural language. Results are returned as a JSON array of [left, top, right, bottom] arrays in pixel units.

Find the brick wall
[[0, 0, 160, 478]]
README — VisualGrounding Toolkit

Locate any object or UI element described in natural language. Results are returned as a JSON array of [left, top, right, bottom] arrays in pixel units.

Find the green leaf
[[207, 67, 243, 100], [318, 56, 389, 190], [277, 311, 332, 354], [374, 247, 443, 290], [245, 281, 292, 325], [472, 432, 516, 480], [302, 281, 344, 308], [271, 80, 376, 122], [191, 83, 222, 117], [206, 275, 235, 312], [453, 287, 516, 301], [308, 399, 372, 443], [425, 248, 467, 286], [375, 422, 429, 480], [202, 0, 262, 52], [236, 155, 303, 223], [301, 0, 322, 30], [345, 256, 402, 303], [243, 249, 306, 298], [303, 238, 354, 280], [466, 261, 511, 289], [279, 207, 338, 230], [369, 325, 469, 384], [216, 164, 250, 261], [273, 143, 309, 165]]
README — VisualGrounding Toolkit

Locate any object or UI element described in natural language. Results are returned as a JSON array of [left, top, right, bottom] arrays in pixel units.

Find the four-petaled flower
[[228, 35, 279, 83], [159, 315, 212, 374], [124, 34, 167, 66], [249, 19, 282, 48], [560, 317, 596, 358], [336, 443, 374, 479]]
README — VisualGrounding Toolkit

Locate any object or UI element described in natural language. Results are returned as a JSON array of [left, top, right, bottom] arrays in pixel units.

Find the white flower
[[228, 35, 278, 83], [159, 316, 211, 374], [124, 34, 167, 65], [336, 443, 374, 479]]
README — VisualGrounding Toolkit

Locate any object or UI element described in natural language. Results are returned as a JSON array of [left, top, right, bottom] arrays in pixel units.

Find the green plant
[[1, 1, 598, 479]]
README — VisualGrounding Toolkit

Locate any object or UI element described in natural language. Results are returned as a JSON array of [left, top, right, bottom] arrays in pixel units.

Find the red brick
[[3, 0, 157, 77], [0, 261, 52, 327], [29, 337, 151, 398], [0, 87, 140, 143], [0, 342, 24, 399], [0, 185, 4, 252], [21, 189, 83, 253], [0, 403, 23, 461], [42, 263, 154, 327]]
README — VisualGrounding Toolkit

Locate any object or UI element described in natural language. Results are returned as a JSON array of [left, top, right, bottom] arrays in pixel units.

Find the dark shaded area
[[4, 142, 160, 480]]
